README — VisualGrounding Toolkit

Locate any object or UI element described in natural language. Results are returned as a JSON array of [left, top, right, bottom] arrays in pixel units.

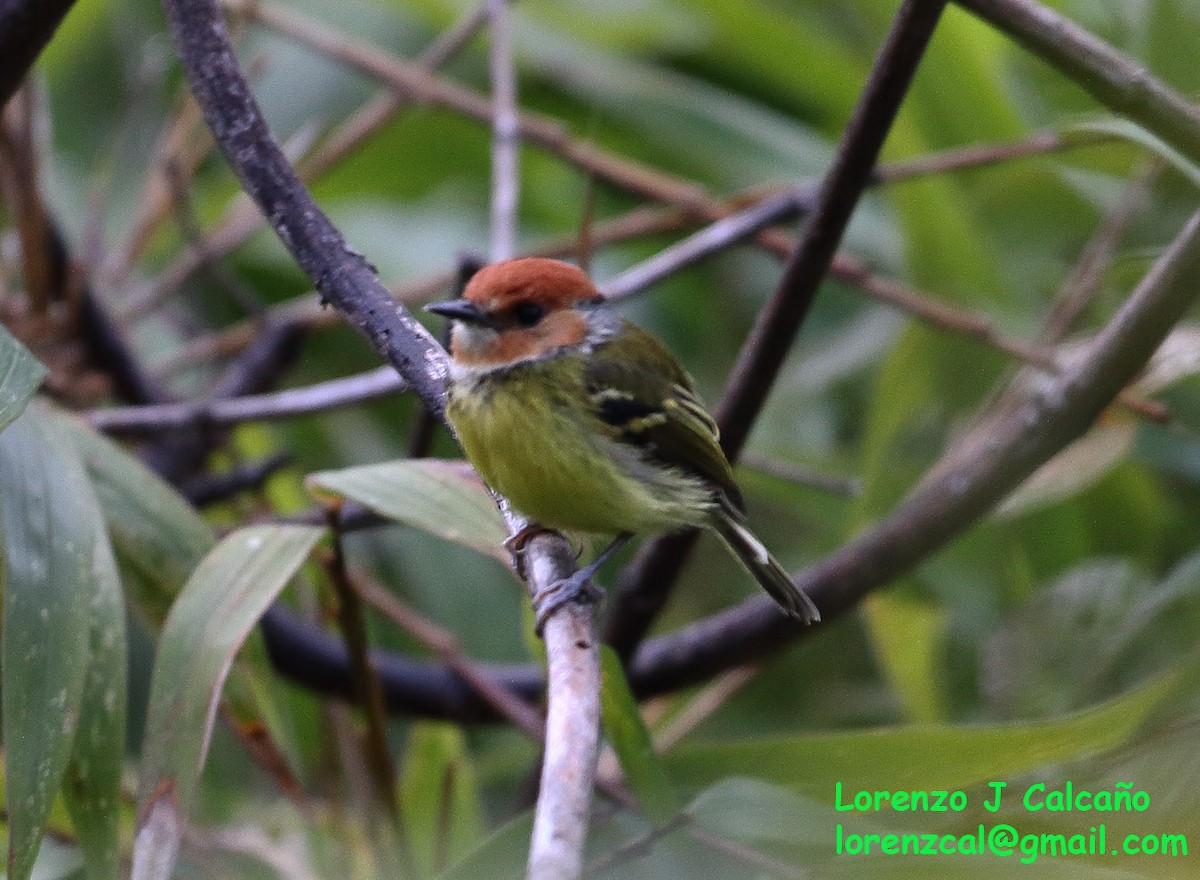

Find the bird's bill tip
[[425, 299, 494, 327]]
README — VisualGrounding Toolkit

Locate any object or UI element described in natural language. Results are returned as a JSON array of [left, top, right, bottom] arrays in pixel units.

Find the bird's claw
[[533, 571, 604, 636], [504, 524, 555, 580]]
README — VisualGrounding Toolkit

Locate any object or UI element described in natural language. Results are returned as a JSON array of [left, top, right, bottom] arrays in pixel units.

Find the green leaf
[[862, 591, 948, 723], [55, 414, 215, 627], [308, 459, 507, 560], [600, 647, 681, 826], [0, 407, 98, 880], [132, 524, 324, 880], [437, 811, 531, 880], [665, 670, 1179, 801], [62, 523, 128, 880], [401, 722, 485, 876], [0, 324, 47, 434], [687, 777, 836, 849]]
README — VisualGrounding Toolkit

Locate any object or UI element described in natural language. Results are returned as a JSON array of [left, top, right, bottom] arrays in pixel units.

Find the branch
[[487, 0, 519, 261], [522, 530, 601, 880], [160, 0, 449, 416], [956, 0, 1200, 168], [86, 366, 405, 434], [606, 0, 951, 654], [0, 0, 78, 109]]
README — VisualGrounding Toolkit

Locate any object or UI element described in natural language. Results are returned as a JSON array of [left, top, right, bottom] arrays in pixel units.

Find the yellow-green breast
[[446, 353, 713, 536]]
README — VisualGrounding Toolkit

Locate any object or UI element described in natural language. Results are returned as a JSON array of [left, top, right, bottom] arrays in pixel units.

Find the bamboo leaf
[[132, 524, 323, 880], [0, 407, 97, 880], [62, 524, 127, 880], [56, 414, 215, 627], [600, 648, 681, 826], [308, 459, 507, 560]]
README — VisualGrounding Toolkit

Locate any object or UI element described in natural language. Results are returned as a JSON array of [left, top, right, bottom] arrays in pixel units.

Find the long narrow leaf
[[57, 414, 215, 627], [600, 647, 681, 826], [62, 535, 128, 880], [0, 407, 98, 880], [132, 524, 323, 880], [308, 459, 507, 560]]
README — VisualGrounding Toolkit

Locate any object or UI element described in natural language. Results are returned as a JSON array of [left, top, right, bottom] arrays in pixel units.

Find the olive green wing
[[584, 321, 745, 513]]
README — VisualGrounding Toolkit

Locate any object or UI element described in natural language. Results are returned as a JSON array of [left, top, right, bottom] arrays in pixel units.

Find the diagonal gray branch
[[160, 0, 448, 415]]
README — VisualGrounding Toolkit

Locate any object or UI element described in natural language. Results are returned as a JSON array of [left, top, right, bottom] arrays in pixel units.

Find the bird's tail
[[714, 515, 820, 624]]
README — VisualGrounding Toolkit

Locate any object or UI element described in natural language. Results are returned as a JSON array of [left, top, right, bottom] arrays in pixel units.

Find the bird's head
[[426, 258, 612, 371]]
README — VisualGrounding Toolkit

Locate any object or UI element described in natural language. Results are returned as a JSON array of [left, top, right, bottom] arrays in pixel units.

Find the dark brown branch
[[0, 0, 78, 109], [605, 0, 951, 655], [323, 511, 400, 823]]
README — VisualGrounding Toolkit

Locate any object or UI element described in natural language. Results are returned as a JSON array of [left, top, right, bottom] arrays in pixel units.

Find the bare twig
[[155, 128, 1107, 379], [607, 0, 951, 654], [322, 510, 400, 823], [87, 365, 405, 434], [1038, 157, 1162, 345], [224, 0, 712, 211], [134, 2, 489, 312], [350, 569, 546, 741], [522, 528, 602, 880], [488, 0, 519, 261]]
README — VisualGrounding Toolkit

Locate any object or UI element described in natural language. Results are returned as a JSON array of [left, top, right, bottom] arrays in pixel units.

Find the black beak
[[424, 299, 496, 329]]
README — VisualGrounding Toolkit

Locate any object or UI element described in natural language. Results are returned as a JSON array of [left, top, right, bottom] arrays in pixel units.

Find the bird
[[426, 257, 820, 631]]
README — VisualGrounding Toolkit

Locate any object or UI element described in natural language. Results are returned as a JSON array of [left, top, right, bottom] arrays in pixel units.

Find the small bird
[[426, 257, 820, 630]]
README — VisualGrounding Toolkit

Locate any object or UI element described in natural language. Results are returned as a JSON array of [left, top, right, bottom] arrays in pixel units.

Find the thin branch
[[161, 0, 449, 416], [488, 0, 519, 261], [300, 2, 489, 180], [351, 570, 546, 741], [1038, 157, 1162, 345], [153, 127, 1110, 379], [87, 365, 405, 434], [224, 0, 712, 212], [521, 528, 602, 880], [600, 188, 816, 301], [607, 0, 951, 655], [0, 0, 78, 110], [956, 0, 1200, 168], [323, 511, 400, 823]]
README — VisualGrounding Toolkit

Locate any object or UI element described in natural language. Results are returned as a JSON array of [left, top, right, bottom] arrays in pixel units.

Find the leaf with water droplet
[[0, 406, 97, 880]]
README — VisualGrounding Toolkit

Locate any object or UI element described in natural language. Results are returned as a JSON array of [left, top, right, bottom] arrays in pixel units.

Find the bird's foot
[[533, 571, 605, 636], [504, 524, 556, 580], [532, 532, 632, 636]]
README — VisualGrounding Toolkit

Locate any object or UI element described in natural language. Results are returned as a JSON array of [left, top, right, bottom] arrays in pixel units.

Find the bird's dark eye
[[513, 302, 545, 327]]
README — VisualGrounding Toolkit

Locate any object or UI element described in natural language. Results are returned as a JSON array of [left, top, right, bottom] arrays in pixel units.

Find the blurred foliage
[[0, 0, 1199, 877]]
